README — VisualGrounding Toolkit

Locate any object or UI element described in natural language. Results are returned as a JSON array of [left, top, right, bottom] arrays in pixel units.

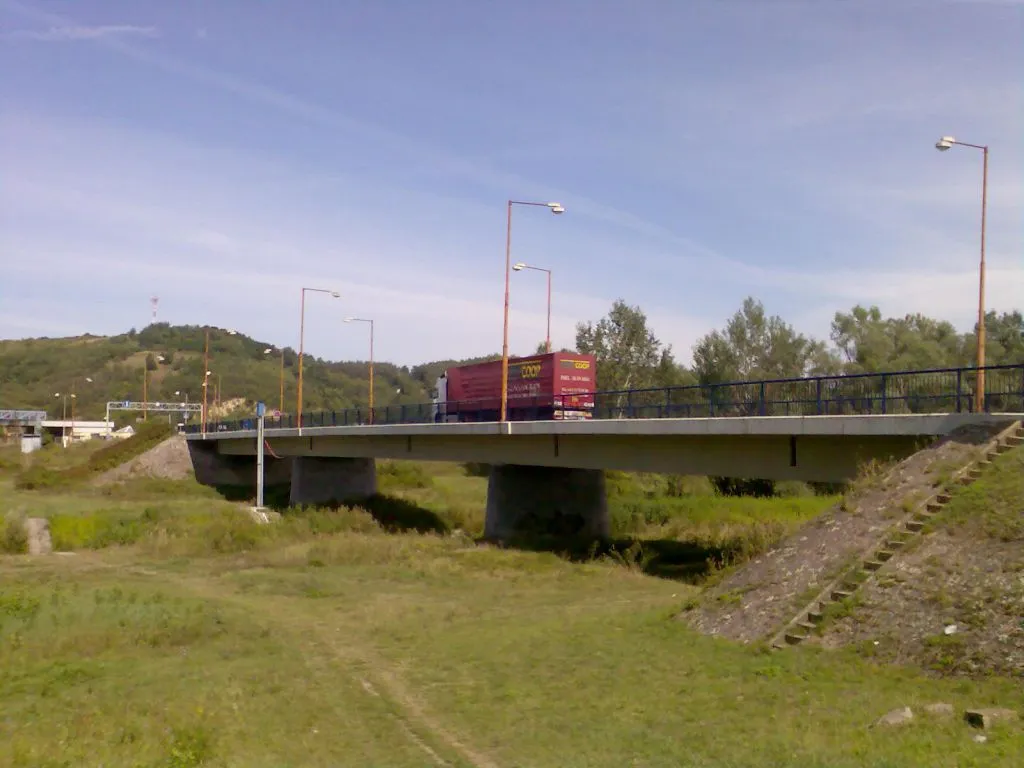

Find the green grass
[[1, 455, 1020, 765], [2, 524, 1022, 766], [941, 444, 1024, 541]]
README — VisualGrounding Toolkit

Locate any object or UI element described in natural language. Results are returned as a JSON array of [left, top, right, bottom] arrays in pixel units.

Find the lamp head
[[513, 262, 527, 272], [85, 377, 93, 383], [330, 291, 341, 298], [343, 317, 355, 323], [935, 136, 955, 151], [547, 202, 565, 214]]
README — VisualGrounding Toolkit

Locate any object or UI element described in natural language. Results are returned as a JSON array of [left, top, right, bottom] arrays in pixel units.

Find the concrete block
[[484, 464, 608, 540]]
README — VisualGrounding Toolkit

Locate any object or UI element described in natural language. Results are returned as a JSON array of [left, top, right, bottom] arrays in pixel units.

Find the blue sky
[[1, 0, 1021, 367]]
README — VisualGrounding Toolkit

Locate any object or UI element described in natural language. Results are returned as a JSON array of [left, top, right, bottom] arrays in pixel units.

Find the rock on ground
[[924, 702, 954, 718], [24, 517, 52, 555], [874, 707, 914, 727], [965, 708, 1019, 729]]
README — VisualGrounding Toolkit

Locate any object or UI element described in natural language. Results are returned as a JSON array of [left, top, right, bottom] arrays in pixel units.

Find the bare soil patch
[[93, 435, 194, 484]]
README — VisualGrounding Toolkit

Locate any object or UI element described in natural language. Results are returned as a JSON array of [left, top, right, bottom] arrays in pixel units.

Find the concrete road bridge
[[183, 363, 1024, 539]]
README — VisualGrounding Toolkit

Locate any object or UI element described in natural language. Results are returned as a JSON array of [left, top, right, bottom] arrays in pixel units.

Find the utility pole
[[255, 401, 266, 510]]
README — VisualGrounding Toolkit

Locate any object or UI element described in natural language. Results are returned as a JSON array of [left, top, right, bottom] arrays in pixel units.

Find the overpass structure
[[184, 363, 1024, 539]]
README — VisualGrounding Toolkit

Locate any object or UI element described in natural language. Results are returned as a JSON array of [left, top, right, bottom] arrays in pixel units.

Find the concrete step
[[886, 538, 907, 549], [905, 520, 925, 532], [936, 492, 953, 504], [808, 610, 824, 624], [863, 559, 884, 571], [1005, 435, 1023, 446], [926, 501, 944, 513], [784, 632, 806, 645], [831, 589, 854, 601], [796, 620, 816, 632], [876, 550, 895, 561]]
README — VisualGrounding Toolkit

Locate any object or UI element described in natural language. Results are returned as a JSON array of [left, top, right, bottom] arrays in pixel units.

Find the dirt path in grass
[[85, 557, 498, 768]]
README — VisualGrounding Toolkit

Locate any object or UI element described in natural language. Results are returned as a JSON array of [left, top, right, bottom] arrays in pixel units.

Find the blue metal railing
[[182, 362, 1024, 435]]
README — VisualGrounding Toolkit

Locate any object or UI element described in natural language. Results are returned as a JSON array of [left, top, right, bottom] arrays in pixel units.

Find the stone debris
[[874, 707, 914, 727], [924, 702, 954, 718], [964, 708, 1019, 730], [24, 517, 52, 555]]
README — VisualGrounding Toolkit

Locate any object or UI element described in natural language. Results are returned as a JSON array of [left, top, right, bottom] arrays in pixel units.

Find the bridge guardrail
[[182, 362, 1024, 435]]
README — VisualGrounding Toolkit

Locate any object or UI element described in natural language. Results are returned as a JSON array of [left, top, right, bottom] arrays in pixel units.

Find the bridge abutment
[[289, 456, 378, 507], [484, 464, 609, 541], [187, 440, 292, 489]]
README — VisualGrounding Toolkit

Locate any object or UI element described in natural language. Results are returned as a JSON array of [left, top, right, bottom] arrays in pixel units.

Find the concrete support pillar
[[289, 456, 377, 507], [485, 464, 609, 541]]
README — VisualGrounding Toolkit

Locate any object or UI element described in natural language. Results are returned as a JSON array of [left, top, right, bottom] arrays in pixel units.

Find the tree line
[[575, 297, 1023, 393]]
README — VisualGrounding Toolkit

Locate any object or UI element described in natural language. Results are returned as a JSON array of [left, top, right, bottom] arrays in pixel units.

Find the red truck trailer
[[432, 352, 597, 422]]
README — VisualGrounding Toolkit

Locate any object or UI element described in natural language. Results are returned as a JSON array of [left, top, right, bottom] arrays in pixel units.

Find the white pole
[[255, 402, 266, 509]]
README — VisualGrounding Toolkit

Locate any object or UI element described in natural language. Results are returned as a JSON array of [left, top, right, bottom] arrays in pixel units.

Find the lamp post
[[501, 200, 564, 421], [70, 376, 93, 443], [935, 135, 989, 412], [174, 390, 190, 426], [200, 327, 235, 434], [54, 392, 66, 446], [297, 287, 341, 429], [344, 317, 375, 424], [512, 262, 554, 354], [264, 347, 285, 416]]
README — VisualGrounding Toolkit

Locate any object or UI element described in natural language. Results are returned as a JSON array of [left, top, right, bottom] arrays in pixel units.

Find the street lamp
[[297, 288, 341, 428], [54, 392, 67, 446], [264, 347, 285, 416], [935, 135, 989, 412], [200, 327, 236, 434], [343, 317, 375, 424], [512, 262, 554, 354], [501, 200, 564, 421], [70, 376, 93, 442]]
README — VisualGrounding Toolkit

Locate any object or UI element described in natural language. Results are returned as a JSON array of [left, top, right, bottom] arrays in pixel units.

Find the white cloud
[[3, 25, 158, 42]]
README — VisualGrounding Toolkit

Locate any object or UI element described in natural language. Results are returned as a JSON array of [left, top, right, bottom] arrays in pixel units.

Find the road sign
[[256, 401, 266, 418]]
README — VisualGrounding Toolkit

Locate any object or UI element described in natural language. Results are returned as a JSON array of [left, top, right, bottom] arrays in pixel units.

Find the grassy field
[[1, 452, 1021, 766]]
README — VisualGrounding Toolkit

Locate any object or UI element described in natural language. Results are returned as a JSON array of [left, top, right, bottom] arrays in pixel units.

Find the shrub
[[377, 461, 433, 490], [1, 513, 28, 554]]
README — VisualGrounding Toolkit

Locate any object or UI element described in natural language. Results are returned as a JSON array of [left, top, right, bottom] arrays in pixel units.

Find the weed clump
[[1, 512, 28, 554]]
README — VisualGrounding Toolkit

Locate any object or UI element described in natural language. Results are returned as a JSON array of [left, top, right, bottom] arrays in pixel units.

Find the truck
[[431, 351, 597, 422]]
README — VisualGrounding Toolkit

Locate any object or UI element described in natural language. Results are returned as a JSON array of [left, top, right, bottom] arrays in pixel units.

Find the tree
[[975, 310, 1024, 367], [575, 300, 668, 392], [830, 305, 970, 373], [144, 353, 158, 372], [692, 297, 836, 384]]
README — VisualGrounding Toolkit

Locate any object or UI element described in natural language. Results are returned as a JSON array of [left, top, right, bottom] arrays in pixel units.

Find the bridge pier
[[484, 464, 609, 541], [289, 456, 377, 507]]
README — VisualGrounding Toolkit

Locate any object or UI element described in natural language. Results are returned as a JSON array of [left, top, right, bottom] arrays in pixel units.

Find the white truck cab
[[430, 373, 448, 422]]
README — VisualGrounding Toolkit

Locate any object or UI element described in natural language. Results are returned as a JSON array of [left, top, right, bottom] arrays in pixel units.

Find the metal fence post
[[758, 381, 766, 416], [956, 369, 963, 413], [815, 379, 823, 415], [880, 374, 887, 415]]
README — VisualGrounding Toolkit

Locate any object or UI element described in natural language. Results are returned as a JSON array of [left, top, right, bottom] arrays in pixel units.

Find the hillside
[[683, 420, 1024, 679], [806, 436, 1024, 677], [0, 323, 499, 425]]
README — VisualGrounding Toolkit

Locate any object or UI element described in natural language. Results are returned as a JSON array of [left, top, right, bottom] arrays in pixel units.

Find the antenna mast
[[150, 295, 159, 324]]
